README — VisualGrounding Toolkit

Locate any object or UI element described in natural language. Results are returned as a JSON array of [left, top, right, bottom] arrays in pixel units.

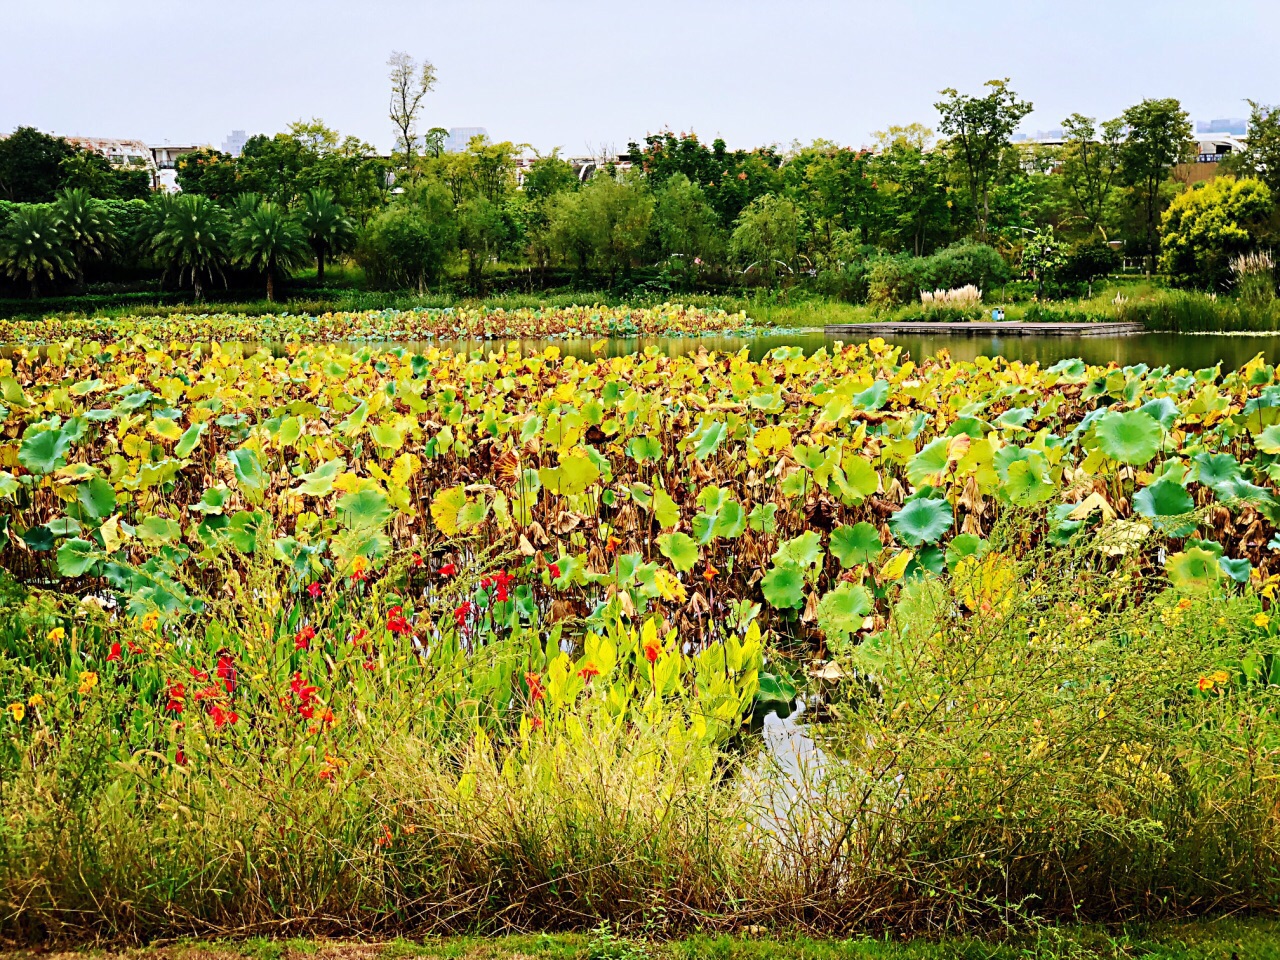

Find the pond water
[[427, 329, 1280, 371]]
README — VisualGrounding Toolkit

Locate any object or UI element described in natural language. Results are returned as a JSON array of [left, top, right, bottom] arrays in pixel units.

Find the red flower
[[194, 683, 221, 703], [290, 672, 319, 718], [352, 628, 368, 644], [482, 569, 513, 602], [530, 715, 544, 732], [439, 562, 456, 576], [578, 662, 600, 681], [127, 640, 143, 655], [175, 748, 186, 765], [189, 667, 210, 682], [525, 671, 545, 705], [549, 562, 561, 580], [350, 568, 368, 583], [165, 682, 186, 714], [295, 624, 316, 650], [386, 606, 412, 635], [363, 657, 377, 671], [643, 638, 661, 665], [412, 552, 425, 568], [209, 704, 238, 728], [307, 582, 323, 599], [106, 641, 122, 662], [216, 654, 236, 693], [454, 600, 474, 626]]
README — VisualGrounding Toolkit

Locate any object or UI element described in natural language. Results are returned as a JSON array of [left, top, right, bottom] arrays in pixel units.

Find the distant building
[[445, 126, 488, 152], [1197, 118, 1247, 135], [149, 142, 212, 191], [221, 129, 248, 156], [64, 136, 158, 188]]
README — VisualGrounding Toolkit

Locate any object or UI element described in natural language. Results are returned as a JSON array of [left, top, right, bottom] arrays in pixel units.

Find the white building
[[149, 142, 212, 191], [63, 136, 158, 188], [221, 129, 248, 157]]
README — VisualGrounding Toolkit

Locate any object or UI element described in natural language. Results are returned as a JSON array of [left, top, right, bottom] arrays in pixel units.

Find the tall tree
[[0, 127, 75, 202], [1060, 114, 1125, 234], [934, 79, 1033, 240], [1233, 100, 1280, 199], [231, 200, 311, 302], [297, 188, 356, 283], [1119, 98, 1192, 274], [0, 204, 72, 297], [387, 51, 438, 168]]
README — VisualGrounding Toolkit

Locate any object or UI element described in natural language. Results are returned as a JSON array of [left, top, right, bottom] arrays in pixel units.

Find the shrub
[[1160, 176, 1274, 289], [868, 243, 1009, 307], [356, 184, 457, 292]]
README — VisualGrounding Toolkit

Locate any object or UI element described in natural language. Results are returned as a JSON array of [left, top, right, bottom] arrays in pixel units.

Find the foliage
[[54, 187, 117, 284], [0, 203, 73, 297], [1159, 176, 1275, 289], [231, 200, 312, 301], [1059, 113, 1125, 233], [1119, 98, 1193, 271], [387, 51, 438, 165], [0, 126, 76, 203], [355, 182, 457, 291], [730, 194, 800, 285], [297, 188, 356, 283], [934, 79, 1034, 239], [149, 193, 232, 300]]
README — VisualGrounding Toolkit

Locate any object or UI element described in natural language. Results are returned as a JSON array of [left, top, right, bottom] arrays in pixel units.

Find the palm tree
[[231, 200, 310, 302], [0, 204, 74, 298], [55, 187, 117, 287], [150, 193, 231, 301], [296, 188, 355, 283], [230, 192, 262, 226]]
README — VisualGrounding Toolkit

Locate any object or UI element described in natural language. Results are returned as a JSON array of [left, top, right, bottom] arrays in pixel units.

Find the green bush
[[355, 183, 457, 291], [867, 243, 1010, 307]]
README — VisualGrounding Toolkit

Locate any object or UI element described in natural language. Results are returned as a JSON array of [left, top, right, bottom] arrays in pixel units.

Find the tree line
[[3, 75, 1280, 303]]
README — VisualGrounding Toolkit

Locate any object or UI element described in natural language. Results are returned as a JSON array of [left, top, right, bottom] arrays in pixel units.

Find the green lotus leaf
[[657, 532, 699, 572], [18, 426, 74, 475], [816, 582, 874, 648], [889, 497, 953, 546], [77, 477, 117, 521], [748, 502, 778, 534], [906, 437, 950, 487], [336, 488, 393, 531], [830, 522, 882, 568], [1096, 410, 1162, 465], [761, 561, 806, 609], [772, 530, 823, 571], [174, 422, 207, 458], [56, 538, 100, 577], [1133, 477, 1195, 532], [1166, 546, 1223, 594]]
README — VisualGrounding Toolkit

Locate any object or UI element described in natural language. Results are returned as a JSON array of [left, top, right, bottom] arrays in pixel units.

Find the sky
[[4, 0, 1278, 155]]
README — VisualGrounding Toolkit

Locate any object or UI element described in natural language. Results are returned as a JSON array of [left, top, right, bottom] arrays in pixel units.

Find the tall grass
[[1, 529, 1279, 942], [1118, 289, 1280, 333]]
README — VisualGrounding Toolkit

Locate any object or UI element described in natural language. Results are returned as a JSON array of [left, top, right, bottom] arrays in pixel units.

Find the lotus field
[[0, 303, 757, 346], [3, 325, 1280, 938]]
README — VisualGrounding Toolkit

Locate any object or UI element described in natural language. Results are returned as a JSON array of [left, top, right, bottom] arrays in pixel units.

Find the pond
[[424, 329, 1280, 370]]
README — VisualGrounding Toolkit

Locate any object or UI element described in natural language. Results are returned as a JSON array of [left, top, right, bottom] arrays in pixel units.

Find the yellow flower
[[1177, 598, 1193, 611], [47, 627, 65, 642], [27, 694, 44, 707], [140, 610, 160, 632], [1211, 669, 1231, 684], [351, 555, 369, 574], [1254, 612, 1271, 628], [6, 702, 23, 722], [78, 671, 99, 695]]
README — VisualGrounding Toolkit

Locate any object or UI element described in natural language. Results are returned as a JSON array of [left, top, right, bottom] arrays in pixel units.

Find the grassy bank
[[3, 922, 1279, 960]]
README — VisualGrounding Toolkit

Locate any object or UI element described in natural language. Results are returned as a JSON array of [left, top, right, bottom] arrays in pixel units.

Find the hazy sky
[[4, 0, 1277, 154]]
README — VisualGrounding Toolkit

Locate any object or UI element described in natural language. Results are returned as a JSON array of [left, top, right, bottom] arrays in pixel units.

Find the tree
[[1119, 98, 1192, 274], [0, 127, 75, 202], [580, 174, 654, 285], [0, 204, 73, 297], [1062, 237, 1121, 296], [175, 148, 241, 202], [1159, 176, 1273, 289], [544, 189, 597, 280], [297, 188, 356, 283], [355, 182, 456, 292], [1233, 101, 1280, 198], [231, 200, 311, 302], [387, 51, 438, 167], [150, 193, 232, 300], [522, 151, 579, 271], [1021, 225, 1069, 298], [934, 79, 1033, 240], [456, 196, 508, 291], [870, 143, 953, 256], [654, 173, 723, 265], [731, 194, 800, 285], [424, 128, 448, 159], [630, 131, 785, 227], [55, 187, 117, 286], [1060, 113, 1124, 234]]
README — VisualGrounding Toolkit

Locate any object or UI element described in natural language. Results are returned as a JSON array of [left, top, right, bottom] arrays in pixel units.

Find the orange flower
[[643, 638, 661, 664], [1197, 676, 1215, 692], [605, 535, 622, 553], [578, 662, 600, 681], [703, 563, 720, 582]]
